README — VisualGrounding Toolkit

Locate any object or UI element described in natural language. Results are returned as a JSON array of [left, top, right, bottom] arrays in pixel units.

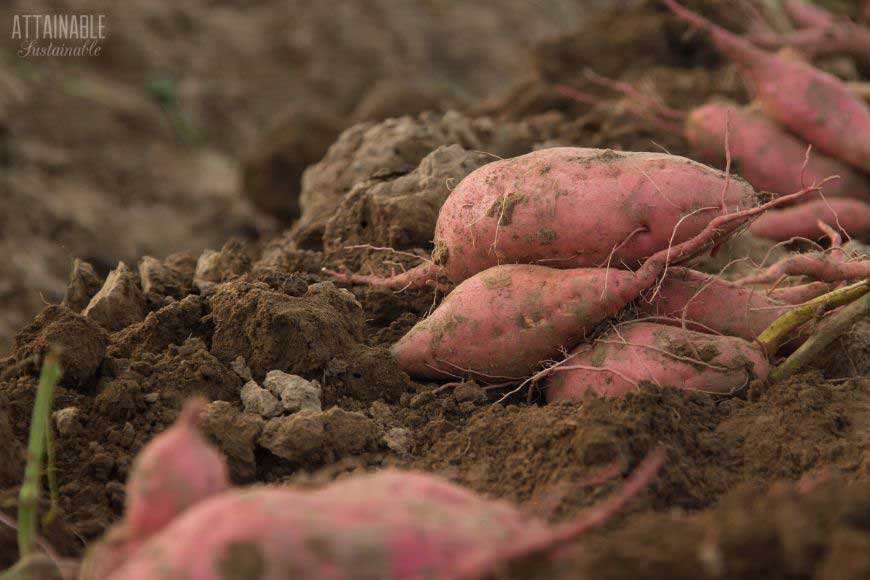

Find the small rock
[[61, 259, 102, 313], [144, 392, 160, 403], [52, 407, 80, 435], [263, 370, 322, 413], [83, 262, 146, 332], [453, 381, 487, 404], [230, 356, 253, 382], [119, 422, 136, 448], [240, 380, 282, 418], [259, 410, 326, 463], [201, 401, 264, 481], [384, 427, 411, 455]]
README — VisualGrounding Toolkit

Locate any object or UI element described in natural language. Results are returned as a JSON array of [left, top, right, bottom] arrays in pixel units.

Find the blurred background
[[0, 0, 609, 353]]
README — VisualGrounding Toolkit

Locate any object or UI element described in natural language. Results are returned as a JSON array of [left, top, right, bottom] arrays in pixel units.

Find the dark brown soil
[[1, 0, 868, 578]]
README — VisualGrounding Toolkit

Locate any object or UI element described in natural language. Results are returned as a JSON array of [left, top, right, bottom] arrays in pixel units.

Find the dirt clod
[[10, 305, 107, 389], [201, 401, 264, 483], [61, 259, 103, 314], [83, 262, 146, 333]]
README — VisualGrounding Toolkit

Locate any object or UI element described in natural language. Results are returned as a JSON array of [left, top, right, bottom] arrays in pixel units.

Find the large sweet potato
[[328, 147, 756, 289], [392, 264, 642, 380], [108, 460, 664, 580]]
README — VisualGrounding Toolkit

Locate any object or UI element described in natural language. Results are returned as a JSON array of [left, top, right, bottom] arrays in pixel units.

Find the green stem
[[771, 292, 870, 381], [756, 279, 869, 354], [17, 353, 62, 558], [43, 423, 59, 526]]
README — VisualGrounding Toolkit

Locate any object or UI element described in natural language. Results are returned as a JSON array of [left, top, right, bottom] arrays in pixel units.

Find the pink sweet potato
[[124, 400, 229, 538], [327, 147, 756, 289], [664, 0, 870, 171], [637, 267, 794, 341], [749, 198, 870, 240], [392, 264, 643, 380], [686, 102, 869, 201], [80, 400, 230, 579], [108, 456, 665, 580], [392, 185, 822, 382], [545, 322, 770, 400], [431, 148, 754, 280]]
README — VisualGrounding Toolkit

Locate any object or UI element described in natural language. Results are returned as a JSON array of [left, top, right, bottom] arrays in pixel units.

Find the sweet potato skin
[[637, 268, 791, 341], [391, 264, 643, 381], [749, 198, 870, 240], [433, 147, 756, 282], [124, 402, 229, 538], [686, 102, 869, 201], [750, 59, 870, 171], [545, 322, 770, 400], [80, 402, 230, 580], [109, 471, 546, 580]]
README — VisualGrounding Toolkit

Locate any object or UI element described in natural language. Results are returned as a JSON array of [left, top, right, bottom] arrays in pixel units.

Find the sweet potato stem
[[770, 292, 870, 381], [756, 279, 870, 353]]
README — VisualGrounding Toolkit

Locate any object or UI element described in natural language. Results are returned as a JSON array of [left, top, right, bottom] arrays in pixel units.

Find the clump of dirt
[[322, 145, 492, 269], [291, 113, 488, 249], [3, 305, 107, 389]]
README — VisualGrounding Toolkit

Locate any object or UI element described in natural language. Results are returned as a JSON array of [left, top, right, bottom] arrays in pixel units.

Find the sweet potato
[[664, 0, 870, 171], [327, 147, 756, 288], [749, 198, 870, 240], [125, 399, 229, 537], [80, 400, 230, 579], [392, 185, 823, 381], [545, 322, 770, 400], [686, 102, 869, 201], [637, 267, 795, 341], [392, 264, 643, 380], [108, 458, 665, 580]]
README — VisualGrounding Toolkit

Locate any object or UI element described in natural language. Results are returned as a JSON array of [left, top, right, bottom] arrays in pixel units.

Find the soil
[[1, 0, 869, 578]]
